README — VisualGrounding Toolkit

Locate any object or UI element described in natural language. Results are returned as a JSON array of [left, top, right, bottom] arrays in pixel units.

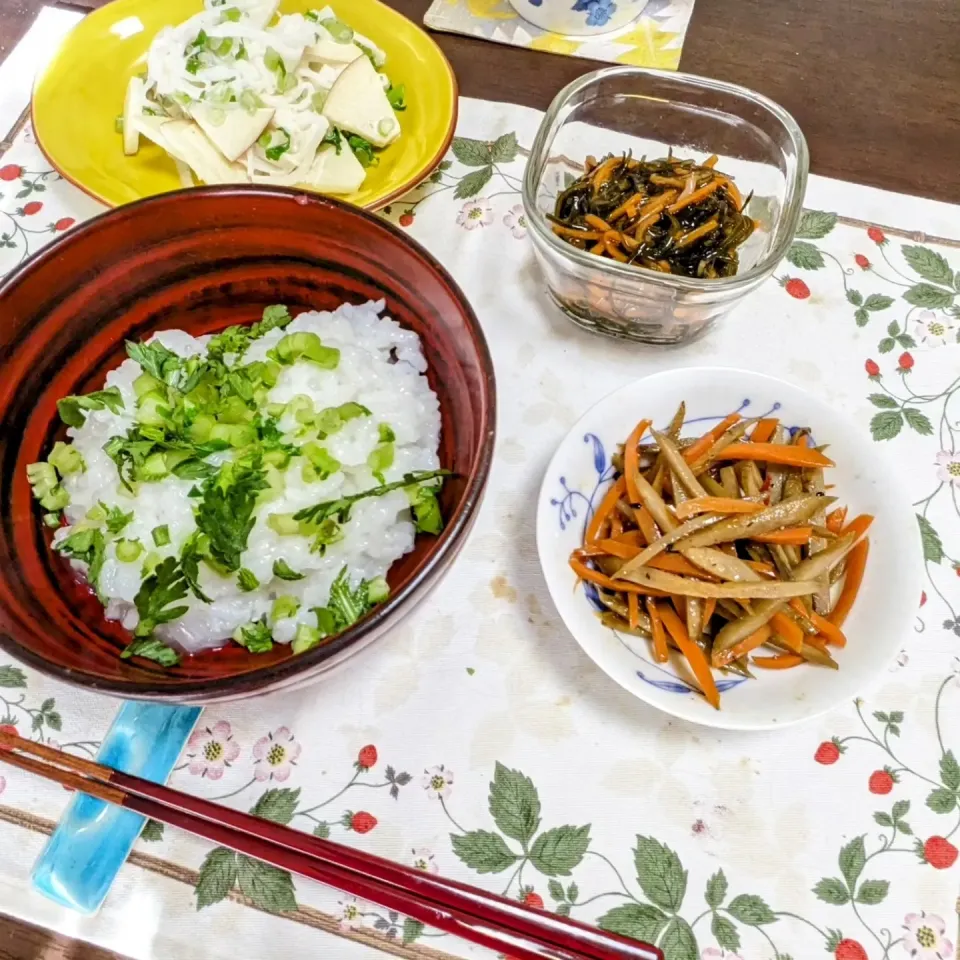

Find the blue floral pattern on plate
[[551, 400, 783, 699]]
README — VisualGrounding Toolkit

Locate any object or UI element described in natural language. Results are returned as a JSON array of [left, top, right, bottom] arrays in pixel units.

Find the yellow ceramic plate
[[32, 0, 457, 209]]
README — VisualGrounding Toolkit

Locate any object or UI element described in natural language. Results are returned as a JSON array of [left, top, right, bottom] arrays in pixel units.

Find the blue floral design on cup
[[572, 0, 617, 28]]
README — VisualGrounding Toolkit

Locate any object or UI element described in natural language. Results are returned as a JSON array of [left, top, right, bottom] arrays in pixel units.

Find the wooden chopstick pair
[[0, 732, 661, 960]]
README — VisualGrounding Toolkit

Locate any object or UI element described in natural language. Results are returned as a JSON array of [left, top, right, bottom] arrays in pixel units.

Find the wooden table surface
[[0, 0, 957, 956]]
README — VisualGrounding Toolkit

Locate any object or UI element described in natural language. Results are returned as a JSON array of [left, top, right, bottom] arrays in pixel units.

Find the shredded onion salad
[[119, 0, 405, 193]]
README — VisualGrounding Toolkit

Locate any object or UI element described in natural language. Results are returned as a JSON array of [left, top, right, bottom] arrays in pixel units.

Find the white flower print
[[936, 450, 960, 485], [902, 911, 953, 959], [421, 764, 454, 798], [502, 203, 527, 239], [411, 848, 439, 873], [252, 726, 301, 782], [911, 309, 956, 348], [456, 198, 493, 230], [337, 897, 363, 932], [185, 720, 241, 780]]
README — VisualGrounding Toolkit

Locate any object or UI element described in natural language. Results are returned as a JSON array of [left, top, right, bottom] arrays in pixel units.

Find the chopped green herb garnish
[[132, 556, 189, 637], [221, 5, 241, 21], [234, 616, 273, 653], [347, 135, 378, 168], [194, 459, 267, 572], [411, 484, 444, 535], [152, 524, 171, 547], [268, 332, 339, 369], [57, 387, 125, 428], [322, 127, 342, 154], [294, 469, 449, 527], [367, 442, 394, 483], [237, 567, 260, 591], [48, 442, 85, 476], [263, 127, 292, 162], [56, 528, 107, 600], [272, 595, 300, 620], [378, 423, 395, 443], [386, 84, 406, 111], [120, 636, 180, 666], [116, 538, 143, 563], [273, 559, 305, 581]]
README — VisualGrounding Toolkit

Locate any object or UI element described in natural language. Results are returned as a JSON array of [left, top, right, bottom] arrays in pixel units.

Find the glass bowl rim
[[521, 64, 810, 293]]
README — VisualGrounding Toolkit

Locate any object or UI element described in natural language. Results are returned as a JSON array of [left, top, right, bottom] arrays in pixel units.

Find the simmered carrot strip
[[828, 539, 869, 628], [713, 443, 835, 468], [576, 540, 638, 560], [628, 591, 640, 630], [585, 213, 613, 231], [624, 419, 653, 505], [569, 557, 668, 596], [702, 597, 717, 625], [770, 611, 804, 654], [590, 157, 619, 191], [585, 477, 626, 543], [745, 559, 776, 576], [647, 554, 717, 578], [752, 653, 804, 669], [809, 610, 847, 648], [551, 225, 604, 241], [646, 599, 669, 663], [657, 603, 720, 709], [713, 624, 772, 667], [668, 179, 722, 213], [674, 497, 765, 521], [826, 506, 848, 534], [608, 192, 645, 221], [614, 530, 645, 546], [682, 412, 742, 464], [609, 511, 623, 538], [633, 505, 659, 544], [840, 514, 874, 542], [750, 418, 779, 444], [751, 527, 813, 545]]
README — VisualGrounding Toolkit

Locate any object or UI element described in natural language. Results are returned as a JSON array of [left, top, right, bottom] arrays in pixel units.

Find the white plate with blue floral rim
[[536, 367, 922, 731]]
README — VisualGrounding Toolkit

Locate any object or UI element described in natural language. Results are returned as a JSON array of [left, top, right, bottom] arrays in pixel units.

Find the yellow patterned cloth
[[423, 0, 694, 70]]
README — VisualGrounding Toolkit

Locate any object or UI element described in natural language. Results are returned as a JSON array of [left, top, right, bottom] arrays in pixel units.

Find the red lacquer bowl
[[0, 187, 495, 703]]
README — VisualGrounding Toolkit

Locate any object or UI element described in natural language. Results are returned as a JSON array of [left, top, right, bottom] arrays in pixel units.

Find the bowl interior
[[536, 367, 920, 731], [527, 66, 808, 281], [0, 187, 494, 701]]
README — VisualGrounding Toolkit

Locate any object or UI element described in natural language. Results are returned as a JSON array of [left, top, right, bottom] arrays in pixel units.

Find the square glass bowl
[[522, 66, 809, 344]]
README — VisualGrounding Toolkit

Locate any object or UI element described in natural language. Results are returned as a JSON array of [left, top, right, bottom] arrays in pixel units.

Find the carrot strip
[[717, 176, 744, 211], [826, 506, 848, 534], [751, 527, 813, 545], [828, 539, 869, 628], [551, 225, 604, 241], [603, 234, 629, 262], [702, 597, 717, 625], [646, 599, 669, 663], [614, 530, 645, 546], [587, 539, 640, 560], [569, 557, 668, 597], [585, 477, 626, 543], [609, 511, 623, 538], [608, 192, 645, 221], [624, 419, 653, 505], [713, 624, 772, 667], [750, 418, 779, 444], [745, 559, 776, 576], [674, 496, 765, 520], [633, 506, 658, 545], [668, 179, 722, 213], [681, 412, 742, 464], [628, 592, 640, 630], [584, 213, 613, 231], [712, 443, 835, 468], [770, 611, 804, 654], [840, 514, 874, 542], [809, 610, 847, 648], [657, 603, 720, 709], [702, 154, 719, 168], [647, 554, 717, 578], [752, 653, 805, 669], [590, 158, 619, 191]]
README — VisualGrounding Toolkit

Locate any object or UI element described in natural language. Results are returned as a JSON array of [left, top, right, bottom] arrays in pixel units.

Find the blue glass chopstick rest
[[31, 701, 201, 914]]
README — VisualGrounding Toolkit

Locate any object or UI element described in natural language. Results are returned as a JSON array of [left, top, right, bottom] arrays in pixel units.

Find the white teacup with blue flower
[[507, 0, 647, 36]]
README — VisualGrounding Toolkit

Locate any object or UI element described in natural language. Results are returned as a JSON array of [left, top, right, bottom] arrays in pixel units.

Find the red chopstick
[[0, 732, 660, 960]]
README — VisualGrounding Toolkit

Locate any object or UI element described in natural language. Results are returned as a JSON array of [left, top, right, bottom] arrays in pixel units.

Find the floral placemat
[[0, 97, 959, 960], [423, 0, 693, 70]]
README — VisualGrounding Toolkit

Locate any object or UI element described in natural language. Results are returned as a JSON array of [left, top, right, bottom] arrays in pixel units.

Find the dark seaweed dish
[[550, 152, 756, 279]]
